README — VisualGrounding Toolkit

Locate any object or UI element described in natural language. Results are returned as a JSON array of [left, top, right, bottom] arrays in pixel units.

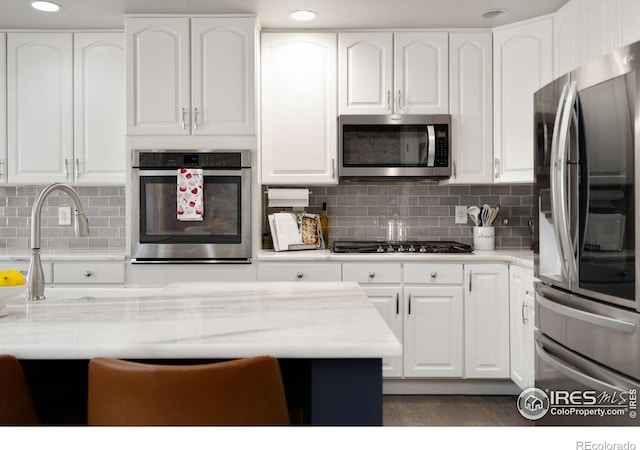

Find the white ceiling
[[0, 0, 570, 30]]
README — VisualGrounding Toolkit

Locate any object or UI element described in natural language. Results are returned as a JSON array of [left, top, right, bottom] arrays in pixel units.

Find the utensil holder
[[473, 226, 495, 250]]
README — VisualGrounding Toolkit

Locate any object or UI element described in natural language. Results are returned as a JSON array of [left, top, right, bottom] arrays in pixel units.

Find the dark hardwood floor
[[383, 395, 533, 426]]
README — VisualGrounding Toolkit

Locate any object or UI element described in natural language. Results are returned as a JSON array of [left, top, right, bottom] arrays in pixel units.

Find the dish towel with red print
[[177, 168, 204, 221]]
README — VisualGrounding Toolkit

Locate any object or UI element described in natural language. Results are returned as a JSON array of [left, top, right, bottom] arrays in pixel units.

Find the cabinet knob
[[84, 271, 92, 277], [369, 272, 376, 278], [430, 271, 438, 279], [296, 272, 304, 279]]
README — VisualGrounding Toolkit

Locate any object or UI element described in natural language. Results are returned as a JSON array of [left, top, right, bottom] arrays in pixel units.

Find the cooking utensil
[[467, 206, 480, 226], [481, 204, 491, 226], [487, 206, 500, 226]]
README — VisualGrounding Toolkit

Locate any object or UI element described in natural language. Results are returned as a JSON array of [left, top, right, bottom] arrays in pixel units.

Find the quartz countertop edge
[[258, 248, 534, 269], [0, 249, 126, 261], [0, 281, 402, 361]]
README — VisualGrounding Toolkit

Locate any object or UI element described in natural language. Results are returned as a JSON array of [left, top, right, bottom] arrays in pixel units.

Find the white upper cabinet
[[126, 17, 256, 136], [261, 33, 338, 185], [126, 18, 190, 135], [581, 0, 619, 64], [448, 32, 493, 184], [394, 32, 449, 114], [553, 0, 582, 78], [339, 31, 448, 115], [74, 33, 126, 184], [619, 0, 640, 47], [7, 33, 74, 184], [0, 33, 5, 183], [493, 17, 553, 184]]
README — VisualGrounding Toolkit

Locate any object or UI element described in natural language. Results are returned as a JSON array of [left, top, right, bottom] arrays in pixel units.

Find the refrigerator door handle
[[536, 287, 637, 334], [550, 82, 571, 280], [535, 338, 628, 394], [553, 80, 579, 283]]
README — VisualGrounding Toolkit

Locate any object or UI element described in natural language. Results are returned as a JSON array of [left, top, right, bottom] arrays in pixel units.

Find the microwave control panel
[[434, 125, 449, 167]]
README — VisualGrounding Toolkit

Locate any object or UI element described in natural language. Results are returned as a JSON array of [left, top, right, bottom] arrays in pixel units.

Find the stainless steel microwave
[[338, 114, 451, 180]]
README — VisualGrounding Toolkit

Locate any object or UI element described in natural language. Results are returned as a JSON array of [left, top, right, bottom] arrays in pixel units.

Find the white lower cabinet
[[258, 262, 341, 282], [404, 285, 464, 377], [52, 261, 125, 284], [403, 263, 464, 378], [343, 262, 403, 377], [464, 264, 510, 378], [509, 265, 535, 389]]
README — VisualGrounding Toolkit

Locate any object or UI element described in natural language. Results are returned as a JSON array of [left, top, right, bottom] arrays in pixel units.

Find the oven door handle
[[536, 286, 636, 334], [535, 338, 627, 394], [133, 169, 247, 177]]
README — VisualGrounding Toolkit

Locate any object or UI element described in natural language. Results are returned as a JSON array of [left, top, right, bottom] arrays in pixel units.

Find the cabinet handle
[[430, 271, 438, 279], [396, 293, 399, 316], [368, 271, 375, 278], [397, 90, 402, 110], [522, 303, 529, 324], [64, 159, 70, 179], [331, 158, 335, 179], [494, 158, 501, 179], [408, 293, 412, 315], [181, 108, 187, 131], [193, 107, 199, 131], [0, 159, 4, 179], [296, 272, 304, 279], [84, 271, 92, 278], [387, 90, 392, 110], [469, 270, 473, 292], [452, 161, 457, 178], [75, 158, 81, 178]]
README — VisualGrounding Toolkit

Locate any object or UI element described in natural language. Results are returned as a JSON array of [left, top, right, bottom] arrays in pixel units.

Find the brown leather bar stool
[[87, 355, 290, 426], [0, 355, 41, 425]]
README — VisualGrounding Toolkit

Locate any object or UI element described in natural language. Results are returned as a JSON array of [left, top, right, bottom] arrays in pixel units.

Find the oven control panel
[[133, 150, 250, 169]]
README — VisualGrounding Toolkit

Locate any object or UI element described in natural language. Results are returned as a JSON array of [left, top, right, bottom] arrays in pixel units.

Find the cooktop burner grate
[[332, 240, 473, 254]]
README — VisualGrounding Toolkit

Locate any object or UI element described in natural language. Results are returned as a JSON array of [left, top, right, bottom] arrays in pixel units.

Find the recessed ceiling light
[[31, 1, 61, 12], [481, 8, 509, 20], [289, 10, 318, 21]]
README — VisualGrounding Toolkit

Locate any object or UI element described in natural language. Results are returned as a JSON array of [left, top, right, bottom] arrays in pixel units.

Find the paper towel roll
[[267, 188, 309, 208]]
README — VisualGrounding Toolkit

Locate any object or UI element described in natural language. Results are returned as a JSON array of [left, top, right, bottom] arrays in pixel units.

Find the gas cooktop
[[332, 240, 473, 254]]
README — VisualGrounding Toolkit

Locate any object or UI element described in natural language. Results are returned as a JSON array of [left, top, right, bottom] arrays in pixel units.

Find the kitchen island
[[0, 282, 401, 426]]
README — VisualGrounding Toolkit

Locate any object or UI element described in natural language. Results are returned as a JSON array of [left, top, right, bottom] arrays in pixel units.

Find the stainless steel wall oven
[[131, 149, 251, 263]]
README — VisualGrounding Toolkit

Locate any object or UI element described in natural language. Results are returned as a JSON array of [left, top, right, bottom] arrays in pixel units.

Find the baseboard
[[383, 378, 522, 395]]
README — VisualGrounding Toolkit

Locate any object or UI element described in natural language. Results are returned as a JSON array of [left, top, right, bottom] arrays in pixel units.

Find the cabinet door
[[404, 286, 463, 378], [74, 33, 126, 184], [509, 265, 528, 389], [362, 286, 403, 378], [0, 33, 5, 182], [257, 262, 341, 282], [261, 33, 338, 185], [493, 17, 553, 184], [338, 33, 393, 114], [619, 0, 640, 48], [191, 18, 256, 135], [394, 32, 448, 114], [581, 0, 619, 64], [7, 33, 73, 183], [523, 269, 536, 388], [464, 264, 510, 378], [448, 32, 493, 184], [126, 18, 190, 135], [554, 0, 582, 78]]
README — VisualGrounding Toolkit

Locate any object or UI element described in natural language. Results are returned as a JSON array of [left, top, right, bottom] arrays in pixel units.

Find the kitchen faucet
[[27, 183, 90, 301]]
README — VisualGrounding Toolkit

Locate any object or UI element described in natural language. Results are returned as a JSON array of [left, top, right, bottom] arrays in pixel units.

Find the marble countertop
[[0, 282, 402, 361], [0, 249, 126, 261], [258, 248, 535, 269]]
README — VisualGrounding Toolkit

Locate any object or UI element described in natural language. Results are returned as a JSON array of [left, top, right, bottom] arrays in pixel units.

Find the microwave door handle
[[550, 81, 571, 280], [535, 338, 629, 395], [426, 125, 435, 167], [556, 81, 579, 283]]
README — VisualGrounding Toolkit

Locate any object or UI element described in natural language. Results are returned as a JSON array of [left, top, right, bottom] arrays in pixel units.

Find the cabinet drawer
[[53, 262, 125, 284], [342, 263, 401, 284], [0, 261, 52, 283], [258, 263, 341, 282], [403, 263, 463, 285]]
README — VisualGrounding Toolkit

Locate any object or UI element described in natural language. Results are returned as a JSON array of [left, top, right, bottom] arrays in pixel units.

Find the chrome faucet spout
[[27, 183, 90, 301]]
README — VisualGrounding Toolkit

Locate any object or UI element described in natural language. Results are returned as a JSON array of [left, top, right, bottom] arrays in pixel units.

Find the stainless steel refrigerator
[[534, 41, 640, 425]]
